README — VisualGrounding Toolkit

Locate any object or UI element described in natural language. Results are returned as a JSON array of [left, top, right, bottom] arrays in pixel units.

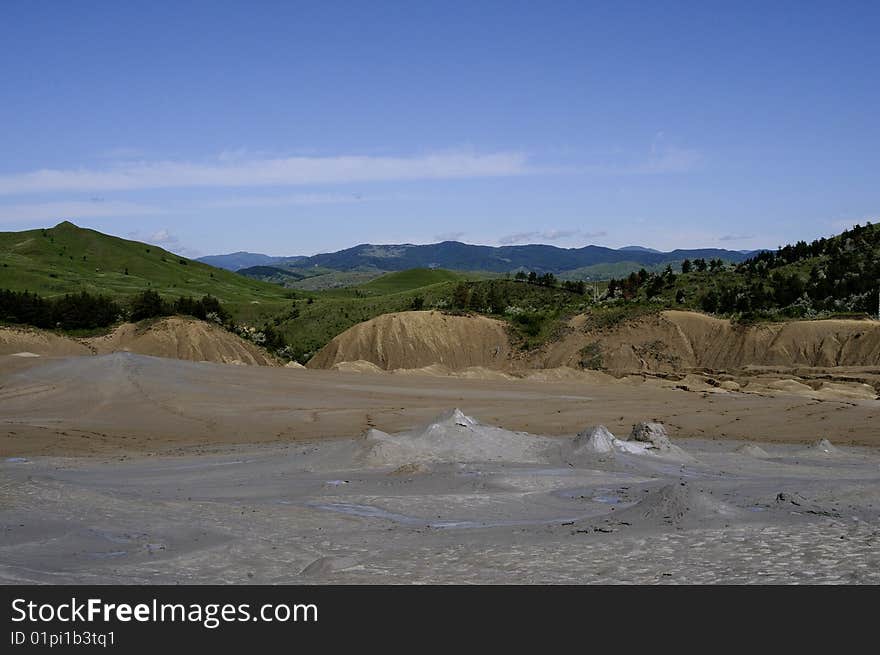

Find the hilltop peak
[[619, 245, 662, 254], [0, 222, 287, 302]]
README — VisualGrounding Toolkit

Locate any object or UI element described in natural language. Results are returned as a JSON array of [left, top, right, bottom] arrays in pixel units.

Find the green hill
[[559, 261, 672, 281], [272, 270, 469, 361], [240, 263, 386, 291], [357, 268, 463, 294], [599, 221, 880, 321], [271, 275, 595, 362], [0, 223, 606, 362], [0, 221, 292, 322], [237, 265, 308, 285], [7, 221, 871, 365]]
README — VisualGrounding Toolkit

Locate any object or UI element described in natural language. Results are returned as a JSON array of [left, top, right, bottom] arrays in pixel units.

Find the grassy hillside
[[272, 275, 596, 361], [0, 221, 292, 322], [276, 221, 877, 362], [558, 260, 672, 281], [272, 273, 464, 360], [594, 221, 880, 322], [274, 286, 450, 361], [237, 265, 308, 285], [6, 221, 873, 366], [357, 268, 463, 294], [285, 268, 385, 291], [0, 223, 614, 362]]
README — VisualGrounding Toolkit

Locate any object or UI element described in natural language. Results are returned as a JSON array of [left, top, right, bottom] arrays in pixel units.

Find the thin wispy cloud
[[637, 146, 703, 174], [0, 192, 375, 226], [434, 231, 466, 242], [640, 132, 702, 174], [719, 233, 755, 241], [497, 229, 607, 245], [126, 228, 201, 258], [0, 151, 533, 195], [148, 229, 179, 246], [584, 146, 702, 175], [0, 200, 164, 225], [201, 192, 367, 209], [577, 136, 703, 176]]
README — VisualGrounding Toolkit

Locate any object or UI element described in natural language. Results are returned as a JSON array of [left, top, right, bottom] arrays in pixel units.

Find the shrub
[[451, 282, 471, 310], [511, 311, 546, 337], [130, 289, 168, 321], [578, 341, 603, 369], [0, 289, 121, 330]]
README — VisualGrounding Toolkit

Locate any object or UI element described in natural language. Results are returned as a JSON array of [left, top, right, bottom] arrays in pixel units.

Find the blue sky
[[1, 1, 878, 257]]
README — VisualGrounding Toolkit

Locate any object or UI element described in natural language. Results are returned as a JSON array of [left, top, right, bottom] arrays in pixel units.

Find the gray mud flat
[[2, 413, 879, 584]]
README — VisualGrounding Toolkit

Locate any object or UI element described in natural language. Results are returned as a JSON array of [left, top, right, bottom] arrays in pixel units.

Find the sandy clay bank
[[308, 309, 880, 374], [0, 316, 276, 366], [306, 309, 880, 399], [3, 348, 880, 458]]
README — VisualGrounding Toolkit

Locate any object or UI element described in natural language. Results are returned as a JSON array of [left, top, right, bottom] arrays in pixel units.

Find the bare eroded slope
[[0, 317, 276, 366], [308, 309, 880, 375], [540, 310, 880, 373], [306, 310, 511, 370]]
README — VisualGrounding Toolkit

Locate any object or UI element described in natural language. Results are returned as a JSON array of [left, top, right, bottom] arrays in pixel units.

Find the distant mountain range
[[619, 245, 662, 254], [199, 241, 763, 276], [197, 251, 307, 271]]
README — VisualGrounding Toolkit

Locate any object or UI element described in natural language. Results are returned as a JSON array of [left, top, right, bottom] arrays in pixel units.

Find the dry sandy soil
[[541, 310, 880, 373], [2, 352, 879, 457], [309, 310, 880, 387], [0, 317, 276, 366], [308, 310, 512, 370]]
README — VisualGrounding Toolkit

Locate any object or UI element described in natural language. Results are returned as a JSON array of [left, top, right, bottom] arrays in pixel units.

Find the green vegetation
[[0, 289, 121, 330], [4, 220, 877, 366], [236, 263, 387, 291], [235, 265, 307, 286], [268, 277, 463, 362], [286, 268, 386, 291], [260, 273, 597, 361], [0, 223, 593, 360], [0, 285, 297, 359], [128, 289, 231, 323], [600, 222, 880, 322], [559, 260, 674, 281], [454, 278, 591, 349], [582, 303, 659, 330], [0, 222, 292, 323], [357, 268, 463, 294], [725, 222, 879, 317], [251, 269, 456, 357], [122, 289, 292, 356], [0, 287, 229, 331], [578, 341, 603, 369], [0, 289, 237, 331]]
